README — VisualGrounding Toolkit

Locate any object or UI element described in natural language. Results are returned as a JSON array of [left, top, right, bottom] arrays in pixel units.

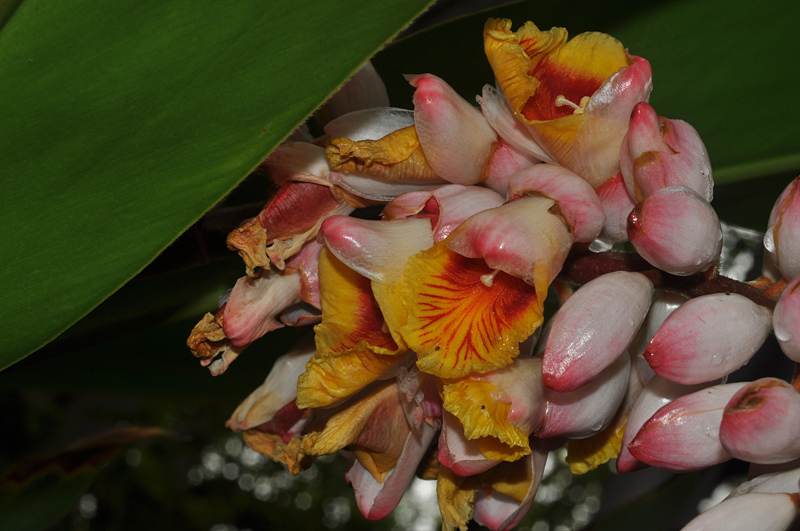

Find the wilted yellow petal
[[442, 379, 531, 461], [326, 125, 440, 182], [437, 466, 478, 531], [187, 312, 228, 359], [371, 281, 409, 348], [401, 242, 541, 378], [242, 429, 314, 476], [297, 248, 402, 408], [566, 412, 627, 474], [302, 381, 408, 482], [481, 456, 534, 503], [297, 349, 404, 409]]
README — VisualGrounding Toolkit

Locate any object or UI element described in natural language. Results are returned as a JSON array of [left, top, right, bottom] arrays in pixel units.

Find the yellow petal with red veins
[[401, 242, 541, 378], [326, 125, 440, 182], [296, 248, 403, 409], [441, 378, 531, 462], [566, 411, 627, 474], [484, 18, 631, 163]]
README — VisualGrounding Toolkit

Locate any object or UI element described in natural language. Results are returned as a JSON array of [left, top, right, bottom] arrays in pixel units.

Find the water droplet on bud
[[711, 353, 724, 366], [764, 227, 776, 253]]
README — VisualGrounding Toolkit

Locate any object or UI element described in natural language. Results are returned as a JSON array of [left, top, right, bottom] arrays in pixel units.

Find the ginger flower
[[483, 18, 652, 187], [178, 12, 777, 531]]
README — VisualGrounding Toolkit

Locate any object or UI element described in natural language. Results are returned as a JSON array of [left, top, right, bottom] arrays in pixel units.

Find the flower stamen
[[480, 268, 502, 287], [554, 94, 590, 115]]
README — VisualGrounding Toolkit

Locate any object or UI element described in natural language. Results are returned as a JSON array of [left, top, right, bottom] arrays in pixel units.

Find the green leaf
[[375, 0, 800, 187], [0, 0, 434, 369]]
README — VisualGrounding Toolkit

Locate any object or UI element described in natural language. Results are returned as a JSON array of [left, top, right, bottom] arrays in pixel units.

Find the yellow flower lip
[[400, 241, 542, 379], [296, 248, 404, 409], [483, 18, 631, 125]]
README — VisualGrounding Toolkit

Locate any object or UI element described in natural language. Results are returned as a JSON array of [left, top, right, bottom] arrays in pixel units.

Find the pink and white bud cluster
[[182, 22, 800, 531], [620, 102, 721, 275]]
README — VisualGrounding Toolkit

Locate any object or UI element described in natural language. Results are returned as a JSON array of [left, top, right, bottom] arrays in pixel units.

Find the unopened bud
[[383, 184, 504, 242], [681, 492, 800, 531], [628, 382, 746, 472], [409, 73, 497, 185], [591, 172, 636, 249], [542, 271, 653, 392], [643, 293, 772, 385], [508, 164, 606, 243], [764, 176, 800, 280], [720, 378, 800, 464], [617, 376, 712, 473], [620, 102, 712, 202], [628, 185, 722, 275], [538, 351, 630, 439], [773, 275, 800, 362]]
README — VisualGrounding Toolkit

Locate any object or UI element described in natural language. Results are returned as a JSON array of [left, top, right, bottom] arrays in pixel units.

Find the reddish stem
[[560, 251, 779, 311]]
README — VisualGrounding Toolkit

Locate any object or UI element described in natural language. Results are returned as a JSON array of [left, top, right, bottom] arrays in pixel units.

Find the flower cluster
[[187, 17, 800, 530]]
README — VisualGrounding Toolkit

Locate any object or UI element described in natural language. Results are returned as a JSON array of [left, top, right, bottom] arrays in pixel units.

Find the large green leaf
[[375, 0, 800, 188], [0, 0, 434, 369]]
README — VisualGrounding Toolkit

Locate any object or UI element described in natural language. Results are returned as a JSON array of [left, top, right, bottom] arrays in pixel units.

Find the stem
[[560, 250, 779, 311]]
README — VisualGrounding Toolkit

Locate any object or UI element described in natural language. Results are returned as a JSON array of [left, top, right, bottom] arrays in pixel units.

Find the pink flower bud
[[410, 73, 498, 185], [482, 139, 541, 195], [681, 492, 800, 531], [538, 350, 630, 439], [765, 176, 800, 279], [627, 185, 722, 275], [507, 164, 606, 243], [730, 468, 800, 497], [627, 290, 688, 358], [319, 216, 434, 283], [628, 382, 747, 472], [591, 172, 636, 249], [774, 275, 800, 362], [566, 56, 653, 189], [720, 378, 800, 465], [643, 293, 772, 385], [620, 102, 712, 203], [617, 376, 715, 473], [542, 271, 653, 392], [438, 411, 502, 476], [383, 184, 505, 242]]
